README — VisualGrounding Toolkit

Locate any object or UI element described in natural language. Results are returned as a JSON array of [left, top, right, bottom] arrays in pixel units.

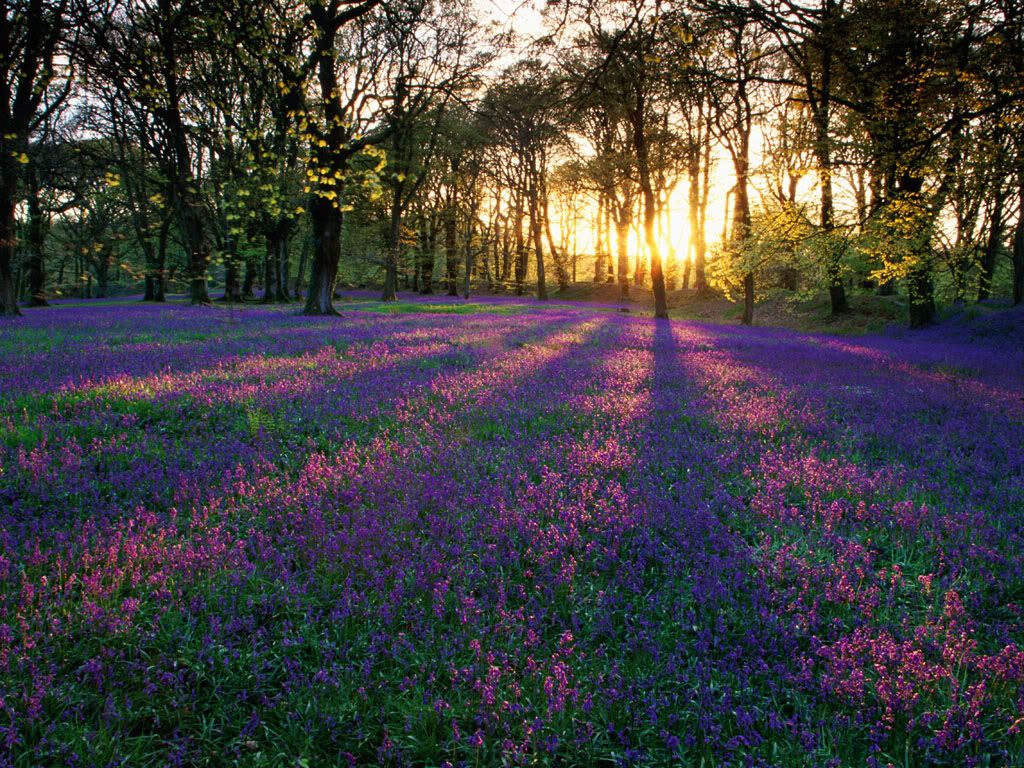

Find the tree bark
[[1013, 174, 1023, 306], [420, 215, 436, 294], [631, 101, 667, 319], [304, 196, 342, 315], [24, 168, 48, 307], [734, 157, 754, 326], [0, 194, 19, 316], [977, 184, 1005, 302], [615, 209, 630, 301], [444, 204, 459, 297], [382, 185, 402, 301]]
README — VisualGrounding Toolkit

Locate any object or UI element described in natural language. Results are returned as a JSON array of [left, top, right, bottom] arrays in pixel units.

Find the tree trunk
[[1013, 172, 1023, 305], [420, 216, 435, 294], [382, 189, 402, 301], [263, 234, 278, 303], [734, 160, 754, 326], [514, 197, 526, 296], [294, 234, 309, 299], [463, 208, 476, 299], [25, 172, 47, 307], [816, 113, 846, 315], [154, 221, 168, 301], [615, 210, 630, 301], [242, 256, 256, 300], [978, 184, 1005, 301], [0, 191, 21, 316], [444, 205, 458, 297], [220, 228, 243, 303], [540, 171, 569, 292], [528, 174, 547, 301], [304, 196, 342, 315], [629, 98, 667, 319], [276, 235, 290, 302], [183, 209, 211, 305]]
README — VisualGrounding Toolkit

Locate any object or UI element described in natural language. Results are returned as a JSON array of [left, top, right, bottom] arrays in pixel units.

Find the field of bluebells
[[1, 297, 1023, 767]]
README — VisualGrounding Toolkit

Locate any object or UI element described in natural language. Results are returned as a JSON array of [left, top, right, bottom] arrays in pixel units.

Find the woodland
[[1, 0, 1022, 324], [2, 1, 1024, 767]]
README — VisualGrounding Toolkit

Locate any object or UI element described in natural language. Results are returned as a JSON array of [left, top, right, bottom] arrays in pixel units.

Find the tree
[[480, 61, 566, 301], [1, 0, 78, 315], [704, 4, 774, 325], [578, 2, 672, 317], [302, 0, 391, 315]]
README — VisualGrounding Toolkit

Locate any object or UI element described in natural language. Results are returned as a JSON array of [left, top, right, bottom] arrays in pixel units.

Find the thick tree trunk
[[0, 194, 21, 316], [304, 197, 342, 315]]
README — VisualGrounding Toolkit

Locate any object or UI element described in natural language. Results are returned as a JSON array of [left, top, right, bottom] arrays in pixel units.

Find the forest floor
[[1, 298, 1023, 766], [338, 279, 1010, 335]]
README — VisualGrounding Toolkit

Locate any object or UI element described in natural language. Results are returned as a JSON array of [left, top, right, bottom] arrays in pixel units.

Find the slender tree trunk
[[420, 216, 436, 294], [263, 232, 279, 303], [220, 232, 243, 302], [514, 197, 526, 296], [1013, 172, 1024, 305], [24, 169, 47, 306], [632, 107, 667, 319], [155, 221, 168, 301], [734, 160, 754, 325], [382, 188, 402, 301], [242, 255, 256, 300], [463, 199, 478, 299], [540, 170, 569, 292], [978, 184, 1005, 301], [815, 110, 846, 314], [615, 210, 630, 300], [528, 177, 547, 300], [444, 204, 458, 297], [276, 235, 290, 302], [294, 234, 309, 299]]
